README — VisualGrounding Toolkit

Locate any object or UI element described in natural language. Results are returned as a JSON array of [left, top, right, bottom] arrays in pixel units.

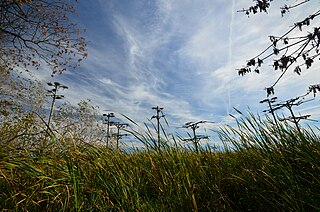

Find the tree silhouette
[[182, 121, 213, 153], [0, 0, 87, 76], [265, 95, 315, 133], [110, 122, 129, 150], [47, 81, 68, 127], [237, 0, 320, 97], [102, 112, 115, 147], [151, 106, 165, 150]]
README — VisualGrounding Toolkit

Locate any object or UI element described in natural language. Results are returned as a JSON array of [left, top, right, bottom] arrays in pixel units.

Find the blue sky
[[35, 0, 320, 145]]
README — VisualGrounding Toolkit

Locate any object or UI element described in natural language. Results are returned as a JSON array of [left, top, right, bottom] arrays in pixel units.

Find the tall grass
[[1, 114, 319, 211]]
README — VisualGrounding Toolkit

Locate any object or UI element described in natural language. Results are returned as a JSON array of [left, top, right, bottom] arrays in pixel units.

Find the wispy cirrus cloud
[[33, 0, 320, 144]]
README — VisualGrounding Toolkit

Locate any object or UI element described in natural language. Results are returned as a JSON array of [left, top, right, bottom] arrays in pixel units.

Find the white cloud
[[31, 0, 320, 144]]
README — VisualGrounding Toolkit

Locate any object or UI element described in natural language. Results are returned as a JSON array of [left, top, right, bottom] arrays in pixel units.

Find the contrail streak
[[227, 0, 235, 114]]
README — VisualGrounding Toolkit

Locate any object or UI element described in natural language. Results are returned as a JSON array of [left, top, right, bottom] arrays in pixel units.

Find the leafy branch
[[237, 8, 320, 96], [0, 0, 87, 76], [237, 0, 311, 17]]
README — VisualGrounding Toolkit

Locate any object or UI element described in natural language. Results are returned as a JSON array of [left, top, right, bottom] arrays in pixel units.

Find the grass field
[[1, 114, 320, 211]]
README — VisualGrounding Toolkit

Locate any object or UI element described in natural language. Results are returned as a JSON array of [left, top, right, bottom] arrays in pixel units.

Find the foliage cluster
[[238, 0, 320, 96], [0, 0, 87, 75]]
